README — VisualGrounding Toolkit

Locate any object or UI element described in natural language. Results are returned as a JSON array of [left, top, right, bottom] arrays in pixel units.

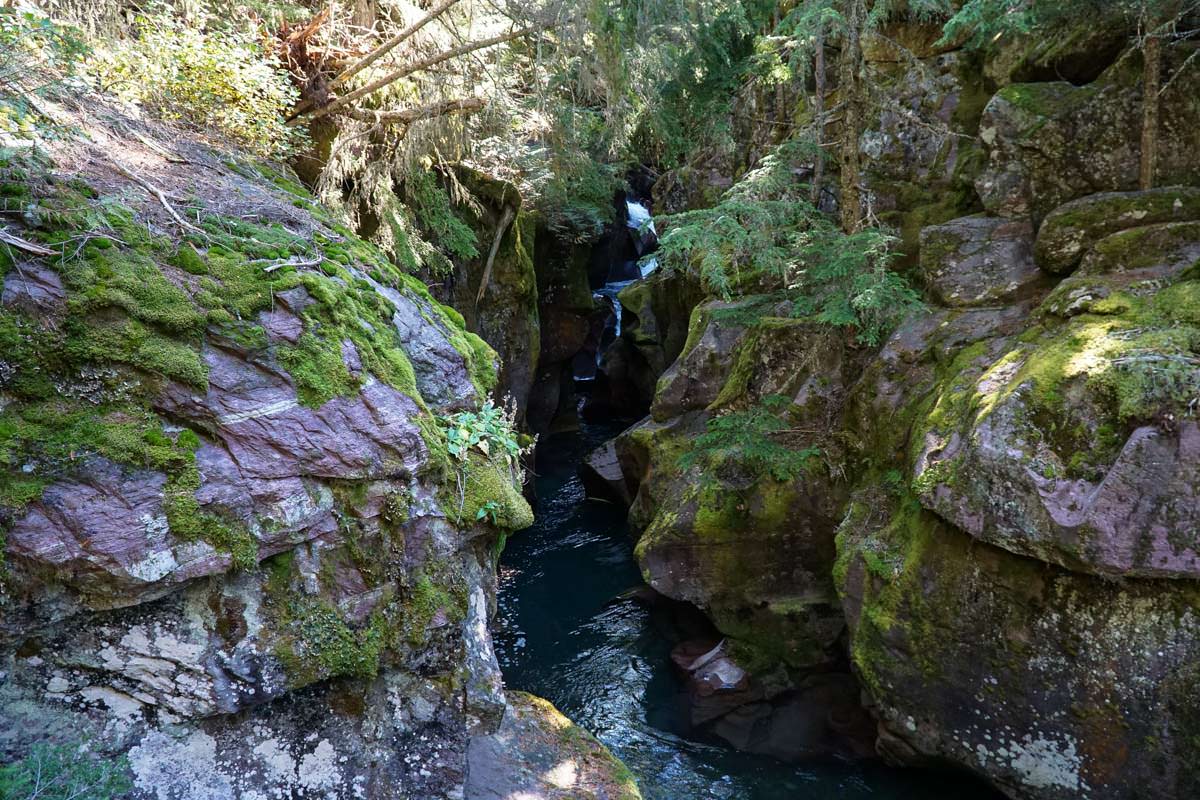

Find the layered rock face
[[611, 26, 1200, 800], [0, 104, 540, 797]]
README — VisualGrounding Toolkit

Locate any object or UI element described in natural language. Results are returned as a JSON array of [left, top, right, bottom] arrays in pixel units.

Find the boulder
[[621, 308, 857, 673], [466, 692, 643, 800], [837, 500, 1200, 800], [920, 215, 1044, 307], [1034, 188, 1200, 274], [0, 99, 537, 800], [975, 54, 1200, 222], [862, 50, 990, 263], [579, 439, 634, 506], [909, 274, 1200, 579]]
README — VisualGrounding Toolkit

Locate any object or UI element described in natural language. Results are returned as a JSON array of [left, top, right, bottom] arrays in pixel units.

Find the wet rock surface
[[466, 691, 642, 800]]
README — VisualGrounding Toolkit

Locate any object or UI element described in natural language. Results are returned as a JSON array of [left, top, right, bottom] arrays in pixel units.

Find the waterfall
[[573, 196, 660, 382]]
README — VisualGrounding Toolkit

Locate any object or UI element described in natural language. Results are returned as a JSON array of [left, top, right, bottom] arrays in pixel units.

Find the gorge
[[2, 1, 1200, 799]]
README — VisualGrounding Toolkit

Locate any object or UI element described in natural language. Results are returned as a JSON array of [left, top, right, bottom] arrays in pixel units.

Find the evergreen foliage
[[655, 137, 922, 345], [680, 394, 821, 481], [0, 744, 132, 800]]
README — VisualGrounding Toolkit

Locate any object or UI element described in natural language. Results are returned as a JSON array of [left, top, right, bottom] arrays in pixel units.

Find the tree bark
[[1139, 16, 1164, 190], [811, 19, 826, 208], [350, 0, 378, 30], [838, 0, 865, 233]]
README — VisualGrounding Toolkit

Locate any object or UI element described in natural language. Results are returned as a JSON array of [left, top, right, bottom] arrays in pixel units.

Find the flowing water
[[494, 419, 1001, 800]]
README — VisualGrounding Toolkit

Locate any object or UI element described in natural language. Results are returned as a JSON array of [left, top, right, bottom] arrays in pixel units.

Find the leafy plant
[[443, 400, 523, 466], [680, 394, 822, 482], [475, 500, 502, 525], [0, 743, 132, 800], [441, 399, 533, 524], [0, 8, 88, 138], [86, 11, 302, 157]]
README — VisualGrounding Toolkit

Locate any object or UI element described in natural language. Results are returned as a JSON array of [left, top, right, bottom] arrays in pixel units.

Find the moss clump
[[452, 454, 534, 530], [69, 316, 208, 389], [277, 331, 359, 408], [169, 243, 209, 275], [276, 596, 390, 686], [404, 572, 460, 645]]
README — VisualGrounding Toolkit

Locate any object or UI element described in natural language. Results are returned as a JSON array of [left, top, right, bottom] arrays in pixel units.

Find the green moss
[[452, 454, 534, 530], [68, 316, 207, 388], [400, 273, 498, 399], [276, 596, 389, 685], [405, 573, 458, 645], [163, 464, 259, 571], [170, 243, 209, 275], [277, 331, 359, 408]]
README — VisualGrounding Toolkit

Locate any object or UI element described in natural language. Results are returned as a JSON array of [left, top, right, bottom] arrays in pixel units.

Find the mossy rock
[[836, 485, 1200, 799]]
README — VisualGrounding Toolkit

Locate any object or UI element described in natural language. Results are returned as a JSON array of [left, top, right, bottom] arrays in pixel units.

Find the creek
[[493, 419, 1000, 799]]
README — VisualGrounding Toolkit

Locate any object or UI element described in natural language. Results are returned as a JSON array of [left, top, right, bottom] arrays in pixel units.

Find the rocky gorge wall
[[0, 95, 642, 799], [585, 19, 1200, 800]]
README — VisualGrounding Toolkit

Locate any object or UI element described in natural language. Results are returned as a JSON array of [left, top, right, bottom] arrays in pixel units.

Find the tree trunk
[[1139, 19, 1164, 190], [350, 0, 378, 30], [838, 0, 865, 233], [811, 19, 826, 208]]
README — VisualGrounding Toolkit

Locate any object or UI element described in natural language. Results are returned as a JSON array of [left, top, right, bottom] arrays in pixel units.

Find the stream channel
[[493, 418, 1002, 800]]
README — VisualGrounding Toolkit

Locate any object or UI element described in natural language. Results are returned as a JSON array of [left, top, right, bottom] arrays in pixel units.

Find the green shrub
[[0, 8, 88, 137], [0, 743, 132, 800], [87, 13, 301, 157]]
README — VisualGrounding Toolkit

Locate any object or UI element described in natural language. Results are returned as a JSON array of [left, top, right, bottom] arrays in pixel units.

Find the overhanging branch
[[289, 24, 539, 126]]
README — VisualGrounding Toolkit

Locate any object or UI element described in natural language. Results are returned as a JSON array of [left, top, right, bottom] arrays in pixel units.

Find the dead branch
[[0, 228, 56, 256], [290, 24, 539, 126], [99, 153, 206, 236], [256, 254, 325, 273], [476, 204, 516, 308], [288, 1, 460, 119], [330, 0, 461, 94]]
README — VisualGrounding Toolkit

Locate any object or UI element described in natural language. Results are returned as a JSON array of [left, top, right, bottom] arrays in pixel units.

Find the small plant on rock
[[0, 742, 132, 800], [441, 399, 534, 527], [679, 394, 822, 482]]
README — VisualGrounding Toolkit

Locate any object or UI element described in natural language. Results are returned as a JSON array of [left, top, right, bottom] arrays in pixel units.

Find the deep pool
[[493, 420, 1000, 800]]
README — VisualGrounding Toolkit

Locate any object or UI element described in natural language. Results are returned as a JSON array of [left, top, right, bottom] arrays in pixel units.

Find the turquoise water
[[493, 421, 1001, 800]]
